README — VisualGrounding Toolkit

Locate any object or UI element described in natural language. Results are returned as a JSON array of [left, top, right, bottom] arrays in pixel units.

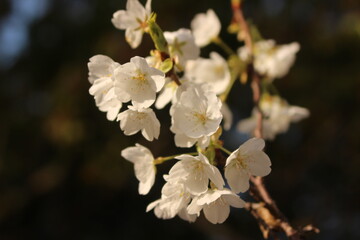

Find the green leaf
[[159, 58, 173, 73]]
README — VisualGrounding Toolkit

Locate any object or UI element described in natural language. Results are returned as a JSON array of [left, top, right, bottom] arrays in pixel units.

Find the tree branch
[[230, 0, 310, 239]]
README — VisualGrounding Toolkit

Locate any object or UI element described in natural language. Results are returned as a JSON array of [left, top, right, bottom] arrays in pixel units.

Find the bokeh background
[[0, 0, 359, 239]]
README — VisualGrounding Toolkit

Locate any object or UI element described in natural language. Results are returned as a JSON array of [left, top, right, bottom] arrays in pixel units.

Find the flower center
[[135, 112, 147, 121], [132, 72, 147, 81], [136, 18, 149, 32], [193, 162, 204, 180], [214, 65, 225, 76], [193, 112, 207, 125], [236, 155, 248, 169], [170, 38, 186, 56]]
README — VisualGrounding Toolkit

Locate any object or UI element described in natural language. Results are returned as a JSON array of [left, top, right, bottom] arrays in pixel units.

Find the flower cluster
[[87, 0, 309, 224], [124, 138, 270, 224], [238, 95, 310, 140]]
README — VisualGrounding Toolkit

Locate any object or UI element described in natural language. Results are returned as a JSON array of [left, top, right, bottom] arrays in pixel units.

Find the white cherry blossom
[[187, 188, 245, 224], [146, 180, 194, 220], [88, 55, 123, 121], [114, 56, 165, 108], [112, 0, 152, 48], [166, 153, 224, 195], [121, 144, 156, 195], [238, 40, 300, 80], [169, 83, 219, 148], [88, 55, 120, 84], [225, 138, 271, 193], [185, 52, 230, 95], [237, 95, 310, 140], [191, 9, 221, 47], [95, 89, 123, 121], [164, 28, 200, 70], [171, 84, 222, 139], [117, 105, 160, 141]]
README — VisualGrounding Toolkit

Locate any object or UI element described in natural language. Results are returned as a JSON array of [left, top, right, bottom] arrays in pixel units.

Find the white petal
[[125, 28, 143, 49], [145, 0, 152, 15], [178, 208, 197, 223], [138, 168, 155, 195], [185, 173, 209, 195], [173, 132, 197, 148], [237, 116, 257, 134], [141, 110, 160, 141], [246, 151, 272, 177], [224, 166, 250, 193], [151, 74, 166, 92], [197, 190, 222, 205], [191, 9, 221, 47], [118, 111, 140, 135], [223, 194, 246, 208], [221, 103, 233, 130], [203, 165, 225, 189], [121, 143, 153, 164], [197, 136, 211, 149], [187, 198, 202, 216], [105, 103, 122, 121], [111, 10, 133, 30], [89, 77, 112, 96], [239, 138, 265, 153], [88, 55, 119, 84], [288, 106, 310, 122], [146, 199, 161, 212], [167, 161, 189, 182], [127, 0, 146, 20], [155, 82, 176, 109], [203, 202, 230, 224]]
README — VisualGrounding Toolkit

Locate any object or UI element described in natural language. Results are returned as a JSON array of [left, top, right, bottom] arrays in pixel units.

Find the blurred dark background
[[0, 0, 359, 239]]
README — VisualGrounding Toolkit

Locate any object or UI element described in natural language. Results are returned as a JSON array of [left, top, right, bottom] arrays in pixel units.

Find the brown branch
[[248, 64, 263, 138], [166, 68, 181, 86], [231, 0, 253, 53], [230, 0, 310, 239]]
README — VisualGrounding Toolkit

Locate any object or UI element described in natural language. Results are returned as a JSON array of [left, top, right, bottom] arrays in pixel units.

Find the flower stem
[[220, 56, 243, 102], [153, 152, 198, 165], [213, 144, 232, 155], [212, 37, 236, 56]]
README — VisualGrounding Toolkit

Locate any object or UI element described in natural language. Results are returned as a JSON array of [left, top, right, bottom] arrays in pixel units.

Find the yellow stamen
[[193, 112, 207, 125]]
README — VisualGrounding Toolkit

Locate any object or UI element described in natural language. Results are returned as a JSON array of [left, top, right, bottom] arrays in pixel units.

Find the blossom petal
[[239, 138, 265, 153], [125, 27, 143, 49], [223, 194, 246, 208], [246, 151, 272, 177], [203, 202, 230, 224], [127, 0, 146, 19], [138, 168, 155, 195], [112, 10, 134, 29], [224, 166, 250, 193], [203, 164, 224, 190], [185, 173, 209, 195], [191, 9, 221, 47], [178, 208, 197, 223]]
